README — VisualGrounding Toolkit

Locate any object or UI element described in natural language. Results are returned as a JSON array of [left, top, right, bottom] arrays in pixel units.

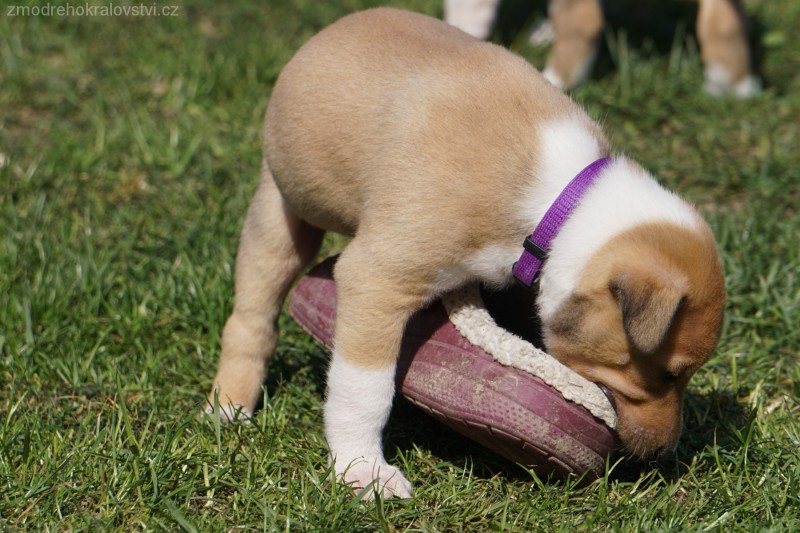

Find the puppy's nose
[[654, 447, 676, 463]]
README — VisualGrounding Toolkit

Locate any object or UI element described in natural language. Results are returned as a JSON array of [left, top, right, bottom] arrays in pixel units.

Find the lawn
[[1, 0, 799, 530]]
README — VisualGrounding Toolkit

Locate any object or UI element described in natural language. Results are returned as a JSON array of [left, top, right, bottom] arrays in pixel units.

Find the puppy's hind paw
[[337, 458, 414, 500], [202, 396, 253, 422]]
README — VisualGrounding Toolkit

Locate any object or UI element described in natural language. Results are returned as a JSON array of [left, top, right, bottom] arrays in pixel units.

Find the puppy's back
[[265, 8, 588, 236]]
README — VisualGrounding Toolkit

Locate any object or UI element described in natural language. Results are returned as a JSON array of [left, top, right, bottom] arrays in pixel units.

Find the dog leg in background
[[324, 239, 429, 499], [444, 0, 502, 40], [208, 162, 323, 419], [697, 0, 760, 98], [543, 0, 603, 89]]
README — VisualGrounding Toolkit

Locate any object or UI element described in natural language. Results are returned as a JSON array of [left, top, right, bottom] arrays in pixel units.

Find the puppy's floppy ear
[[610, 267, 687, 355]]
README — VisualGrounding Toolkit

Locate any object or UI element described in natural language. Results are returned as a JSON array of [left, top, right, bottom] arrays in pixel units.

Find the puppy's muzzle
[[595, 382, 679, 463]]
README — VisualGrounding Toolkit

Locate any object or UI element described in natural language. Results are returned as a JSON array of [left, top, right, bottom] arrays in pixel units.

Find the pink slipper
[[289, 257, 618, 481]]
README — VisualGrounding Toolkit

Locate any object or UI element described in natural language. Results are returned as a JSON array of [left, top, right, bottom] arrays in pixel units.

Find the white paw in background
[[542, 66, 565, 89], [527, 18, 554, 46], [444, 0, 501, 40], [704, 64, 762, 99]]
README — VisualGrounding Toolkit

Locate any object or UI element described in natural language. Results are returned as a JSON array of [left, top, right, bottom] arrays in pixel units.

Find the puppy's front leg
[[325, 352, 411, 499], [324, 243, 428, 499]]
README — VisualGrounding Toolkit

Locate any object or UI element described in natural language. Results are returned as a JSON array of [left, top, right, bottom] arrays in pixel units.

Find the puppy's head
[[542, 222, 725, 458]]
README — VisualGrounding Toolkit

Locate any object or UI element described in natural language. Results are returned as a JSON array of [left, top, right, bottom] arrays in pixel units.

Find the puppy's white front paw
[[336, 457, 413, 499]]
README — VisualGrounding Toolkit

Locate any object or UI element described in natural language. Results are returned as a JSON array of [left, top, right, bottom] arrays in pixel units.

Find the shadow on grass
[[383, 386, 752, 489], [386, 396, 537, 482], [260, 344, 330, 398], [598, 388, 752, 485]]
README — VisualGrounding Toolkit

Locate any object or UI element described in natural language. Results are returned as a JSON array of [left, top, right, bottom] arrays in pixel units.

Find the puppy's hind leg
[[208, 161, 323, 419], [324, 239, 430, 499]]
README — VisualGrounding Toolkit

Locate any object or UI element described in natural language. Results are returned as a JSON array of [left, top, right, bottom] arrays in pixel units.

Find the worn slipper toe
[[289, 256, 618, 481]]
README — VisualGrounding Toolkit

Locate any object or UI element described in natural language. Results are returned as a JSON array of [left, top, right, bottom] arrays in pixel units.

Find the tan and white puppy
[[207, 8, 726, 498], [445, 0, 761, 98]]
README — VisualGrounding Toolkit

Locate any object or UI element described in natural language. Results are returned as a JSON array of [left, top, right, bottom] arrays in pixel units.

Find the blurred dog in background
[[445, 0, 760, 98]]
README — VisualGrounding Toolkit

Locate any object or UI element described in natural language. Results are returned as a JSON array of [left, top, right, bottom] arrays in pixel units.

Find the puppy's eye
[[663, 372, 680, 383]]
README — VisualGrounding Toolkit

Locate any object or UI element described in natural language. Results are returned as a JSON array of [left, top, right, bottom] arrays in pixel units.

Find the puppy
[[445, 0, 761, 98], [208, 8, 725, 498]]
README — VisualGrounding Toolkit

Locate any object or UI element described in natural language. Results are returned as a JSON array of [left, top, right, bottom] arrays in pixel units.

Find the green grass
[[1, 0, 799, 529]]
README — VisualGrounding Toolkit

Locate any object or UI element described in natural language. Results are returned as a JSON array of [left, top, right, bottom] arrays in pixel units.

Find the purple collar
[[513, 157, 612, 288]]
